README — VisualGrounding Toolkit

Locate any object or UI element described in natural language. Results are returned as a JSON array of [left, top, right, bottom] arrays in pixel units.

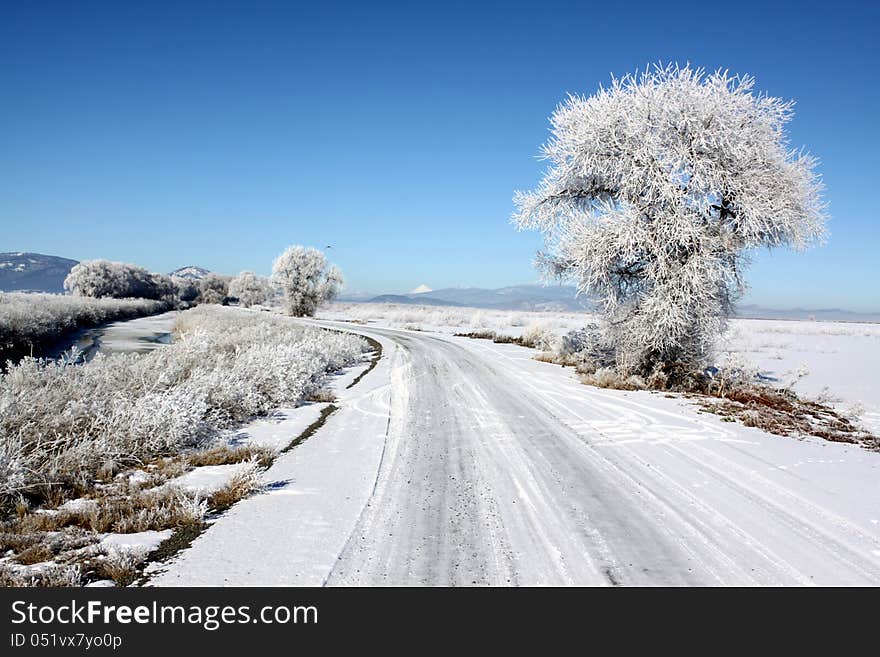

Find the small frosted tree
[[272, 246, 342, 317], [514, 64, 827, 376], [228, 271, 271, 308], [197, 274, 229, 305]]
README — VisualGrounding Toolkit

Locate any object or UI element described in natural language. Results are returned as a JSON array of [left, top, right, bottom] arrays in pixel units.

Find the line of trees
[[62, 245, 344, 318]]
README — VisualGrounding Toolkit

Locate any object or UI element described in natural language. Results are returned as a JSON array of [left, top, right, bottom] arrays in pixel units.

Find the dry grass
[[455, 330, 530, 346], [186, 444, 275, 469], [1, 433, 280, 587], [700, 388, 877, 447], [85, 549, 141, 586], [346, 336, 382, 390], [207, 466, 261, 512], [453, 326, 557, 350], [579, 367, 651, 391], [4, 487, 206, 537]]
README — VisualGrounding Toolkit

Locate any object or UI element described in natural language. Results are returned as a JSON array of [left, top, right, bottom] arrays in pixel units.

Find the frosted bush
[[228, 271, 271, 308], [705, 353, 761, 397], [521, 322, 558, 351], [172, 277, 200, 303], [197, 274, 230, 305], [0, 306, 366, 510], [557, 323, 615, 370]]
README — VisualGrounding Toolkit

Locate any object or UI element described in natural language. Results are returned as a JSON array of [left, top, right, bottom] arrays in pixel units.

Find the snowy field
[[319, 302, 880, 433]]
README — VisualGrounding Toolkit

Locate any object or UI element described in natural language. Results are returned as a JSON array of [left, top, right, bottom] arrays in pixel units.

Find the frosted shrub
[[521, 322, 558, 351], [0, 306, 366, 510], [557, 323, 614, 371], [514, 64, 827, 375], [272, 245, 342, 317], [197, 274, 230, 305], [228, 271, 271, 307], [172, 276, 200, 303]]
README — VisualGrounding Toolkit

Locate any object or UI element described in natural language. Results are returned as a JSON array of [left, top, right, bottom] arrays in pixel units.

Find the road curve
[[323, 325, 880, 586]]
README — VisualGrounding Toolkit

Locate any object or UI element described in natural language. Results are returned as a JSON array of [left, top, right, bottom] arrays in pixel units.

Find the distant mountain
[[425, 285, 593, 311], [169, 266, 210, 280], [410, 284, 433, 294], [0, 252, 78, 293], [735, 304, 880, 323], [368, 294, 464, 307], [352, 284, 594, 311], [342, 285, 879, 322]]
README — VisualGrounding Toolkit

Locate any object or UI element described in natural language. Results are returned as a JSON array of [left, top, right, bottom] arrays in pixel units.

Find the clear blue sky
[[2, 1, 878, 309]]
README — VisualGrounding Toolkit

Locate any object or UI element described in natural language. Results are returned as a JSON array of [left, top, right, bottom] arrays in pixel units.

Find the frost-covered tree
[[228, 271, 271, 308], [197, 274, 229, 305], [514, 64, 827, 375], [272, 246, 342, 317], [64, 259, 165, 300]]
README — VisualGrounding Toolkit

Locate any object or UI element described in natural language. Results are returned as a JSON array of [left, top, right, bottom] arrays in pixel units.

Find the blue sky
[[1, 1, 878, 309]]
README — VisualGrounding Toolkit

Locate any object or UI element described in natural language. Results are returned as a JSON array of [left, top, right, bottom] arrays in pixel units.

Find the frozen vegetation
[[0, 305, 365, 506], [0, 292, 173, 363]]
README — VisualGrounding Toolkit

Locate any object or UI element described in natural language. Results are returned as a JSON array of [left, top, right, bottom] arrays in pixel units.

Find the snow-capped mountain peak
[[169, 266, 210, 280], [410, 284, 433, 294]]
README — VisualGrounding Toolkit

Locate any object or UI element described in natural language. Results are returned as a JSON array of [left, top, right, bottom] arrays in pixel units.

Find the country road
[[152, 322, 880, 587]]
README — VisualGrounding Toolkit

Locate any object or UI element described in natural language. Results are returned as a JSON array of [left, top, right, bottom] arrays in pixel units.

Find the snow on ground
[[150, 315, 880, 586], [222, 403, 331, 451], [169, 463, 255, 495], [57, 497, 99, 514], [320, 301, 591, 337], [720, 318, 880, 432], [100, 530, 173, 555]]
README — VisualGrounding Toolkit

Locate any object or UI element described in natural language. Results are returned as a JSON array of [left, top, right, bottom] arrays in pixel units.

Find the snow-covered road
[[153, 322, 880, 586]]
